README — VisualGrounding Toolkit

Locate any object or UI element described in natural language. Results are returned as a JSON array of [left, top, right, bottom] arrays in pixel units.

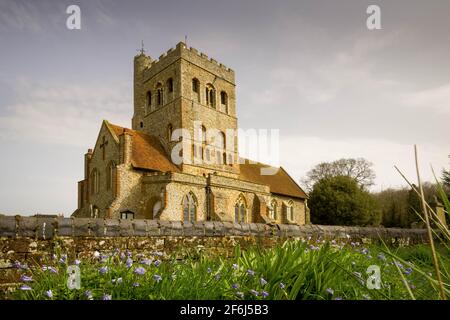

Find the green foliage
[[309, 176, 380, 226], [10, 240, 449, 300]]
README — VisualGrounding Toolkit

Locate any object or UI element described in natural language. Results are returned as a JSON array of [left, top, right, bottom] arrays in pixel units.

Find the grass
[[8, 240, 450, 300]]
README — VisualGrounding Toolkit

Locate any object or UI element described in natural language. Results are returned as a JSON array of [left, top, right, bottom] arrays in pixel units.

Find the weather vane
[[138, 40, 145, 55]]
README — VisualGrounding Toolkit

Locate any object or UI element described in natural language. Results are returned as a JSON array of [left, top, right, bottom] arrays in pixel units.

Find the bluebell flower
[[84, 290, 93, 300], [394, 261, 404, 269], [20, 285, 32, 291], [250, 289, 259, 297], [232, 283, 240, 290], [112, 277, 123, 284], [236, 291, 244, 298], [45, 290, 53, 298], [102, 294, 112, 300], [207, 267, 212, 274], [20, 275, 32, 282], [126, 258, 133, 269], [232, 263, 238, 270], [140, 258, 152, 266], [377, 253, 386, 261], [334, 297, 343, 300], [74, 259, 81, 265], [262, 291, 269, 298], [247, 269, 255, 276], [153, 274, 162, 283], [154, 260, 161, 267], [331, 240, 336, 245], [48, 266, 57, 274], [52, 254, 58, 260], [361, 248, 369, 255], [260, 278, 267, 286], [99, 266, 108, 274], [133, 282, 140, 287], [120, 252, 126, 260], [404, 268, 413, 275], [326, 288, 334, 295], [134, 266, 146, 275], [279, 282, 285, 290]]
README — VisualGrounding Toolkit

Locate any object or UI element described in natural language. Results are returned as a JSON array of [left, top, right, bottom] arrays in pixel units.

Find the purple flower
[[377, 253, 386, 261], [232, 283, 240, 290], [247, 269, 255, 276], [334, 297, 343, 300], [279, 282, 286, 290], [361, 248, 369, 255], [232, 263, 238, 270], [134, 266, 146, 275], [250, 289, 259, 297], [120, 252, 126, 260], [93, 251, 100, 259], [20, 285, 32, 291], [326, 288, 334, 295], [52, 254, 58, 260], [133, 282, 140, 287], [140, 258, 152, 266], [394, 261, 404, 269], [74, 259, 81, 266], [126, 258, 133, 269], [99, 266, 108, 274], [260, 278, 267, 286], [20, 275, 32, 282], [48, 266, 57, 274], [84, 290, 93, 299], [404, 268, 413, 275], [236, 291, 244, 298], [154, 260, 161, 267], [331, 240, 336, 245], [45, 290, 53, 298], [207, 267, 212, 274], [262, 291, 269, 298], [102, 294, 112, 300], [153, 274, 162, 283]]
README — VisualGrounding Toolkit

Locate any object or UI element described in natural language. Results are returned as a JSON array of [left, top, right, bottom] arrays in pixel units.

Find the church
[[72, 42, 308, 225]]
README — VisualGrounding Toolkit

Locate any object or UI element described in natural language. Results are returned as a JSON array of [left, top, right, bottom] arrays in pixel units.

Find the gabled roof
[[239, 160, 308, 199], [104, 121, 306, 199], [106, 122, 180, 173]]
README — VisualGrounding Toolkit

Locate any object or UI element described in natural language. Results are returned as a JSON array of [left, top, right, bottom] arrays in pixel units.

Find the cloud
[[0, 0, 43, 32], [0, 78, 131, 146], [401, 83, 450, 114]]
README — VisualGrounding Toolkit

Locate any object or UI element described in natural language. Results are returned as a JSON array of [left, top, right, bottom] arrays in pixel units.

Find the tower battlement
[[140, 42, 235, 84]]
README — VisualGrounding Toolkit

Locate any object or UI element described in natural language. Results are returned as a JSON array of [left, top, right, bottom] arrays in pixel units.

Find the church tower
[[132, 42, 239, 178]]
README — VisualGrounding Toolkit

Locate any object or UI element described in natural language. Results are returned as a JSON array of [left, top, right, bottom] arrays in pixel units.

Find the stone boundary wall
[[0, 216, 428, 241]]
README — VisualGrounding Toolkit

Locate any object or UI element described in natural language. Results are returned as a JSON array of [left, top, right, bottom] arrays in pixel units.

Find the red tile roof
[[239, 160, 308, 199], [107, 122, 180, 173]]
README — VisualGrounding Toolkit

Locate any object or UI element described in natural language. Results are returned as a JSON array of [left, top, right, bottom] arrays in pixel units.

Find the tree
[[302, 158, 375, 191], [309, 176, 380, 226]]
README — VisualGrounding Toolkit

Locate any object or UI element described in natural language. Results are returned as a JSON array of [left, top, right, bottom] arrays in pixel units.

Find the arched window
[[146, 91, 152, 113], [286, 201, 294, 222], [106, 161, 116, 194], [182, 192, 197, 222], [234, 195, 247, 223], [220, 91, 228, 113], [167, 124, 173, 141], [156, 83, 163, 106], [167, 78, 173, 93], [215, 131, 225, 164], [269, 199, 277, 220], [90, 169, 99, 195], [205, 84, 215, 108], [192, 78, 200, 102]]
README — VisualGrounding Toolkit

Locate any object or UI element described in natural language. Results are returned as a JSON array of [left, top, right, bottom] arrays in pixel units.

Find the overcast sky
[[0, 0, 449, 216]]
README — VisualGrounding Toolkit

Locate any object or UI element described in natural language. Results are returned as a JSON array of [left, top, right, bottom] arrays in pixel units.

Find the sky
[[0, 0, 449, 216]]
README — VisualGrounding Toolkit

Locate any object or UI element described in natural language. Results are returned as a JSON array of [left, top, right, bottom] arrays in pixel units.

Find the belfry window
[[156, 83, 163, 106], [167, 78, 173, 92], [220, 91, 228, 113], [192, 78, 200, 102], [205, 84, 215, 108], [269, 200, 277, 220], [146, 91, 152, 112]]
